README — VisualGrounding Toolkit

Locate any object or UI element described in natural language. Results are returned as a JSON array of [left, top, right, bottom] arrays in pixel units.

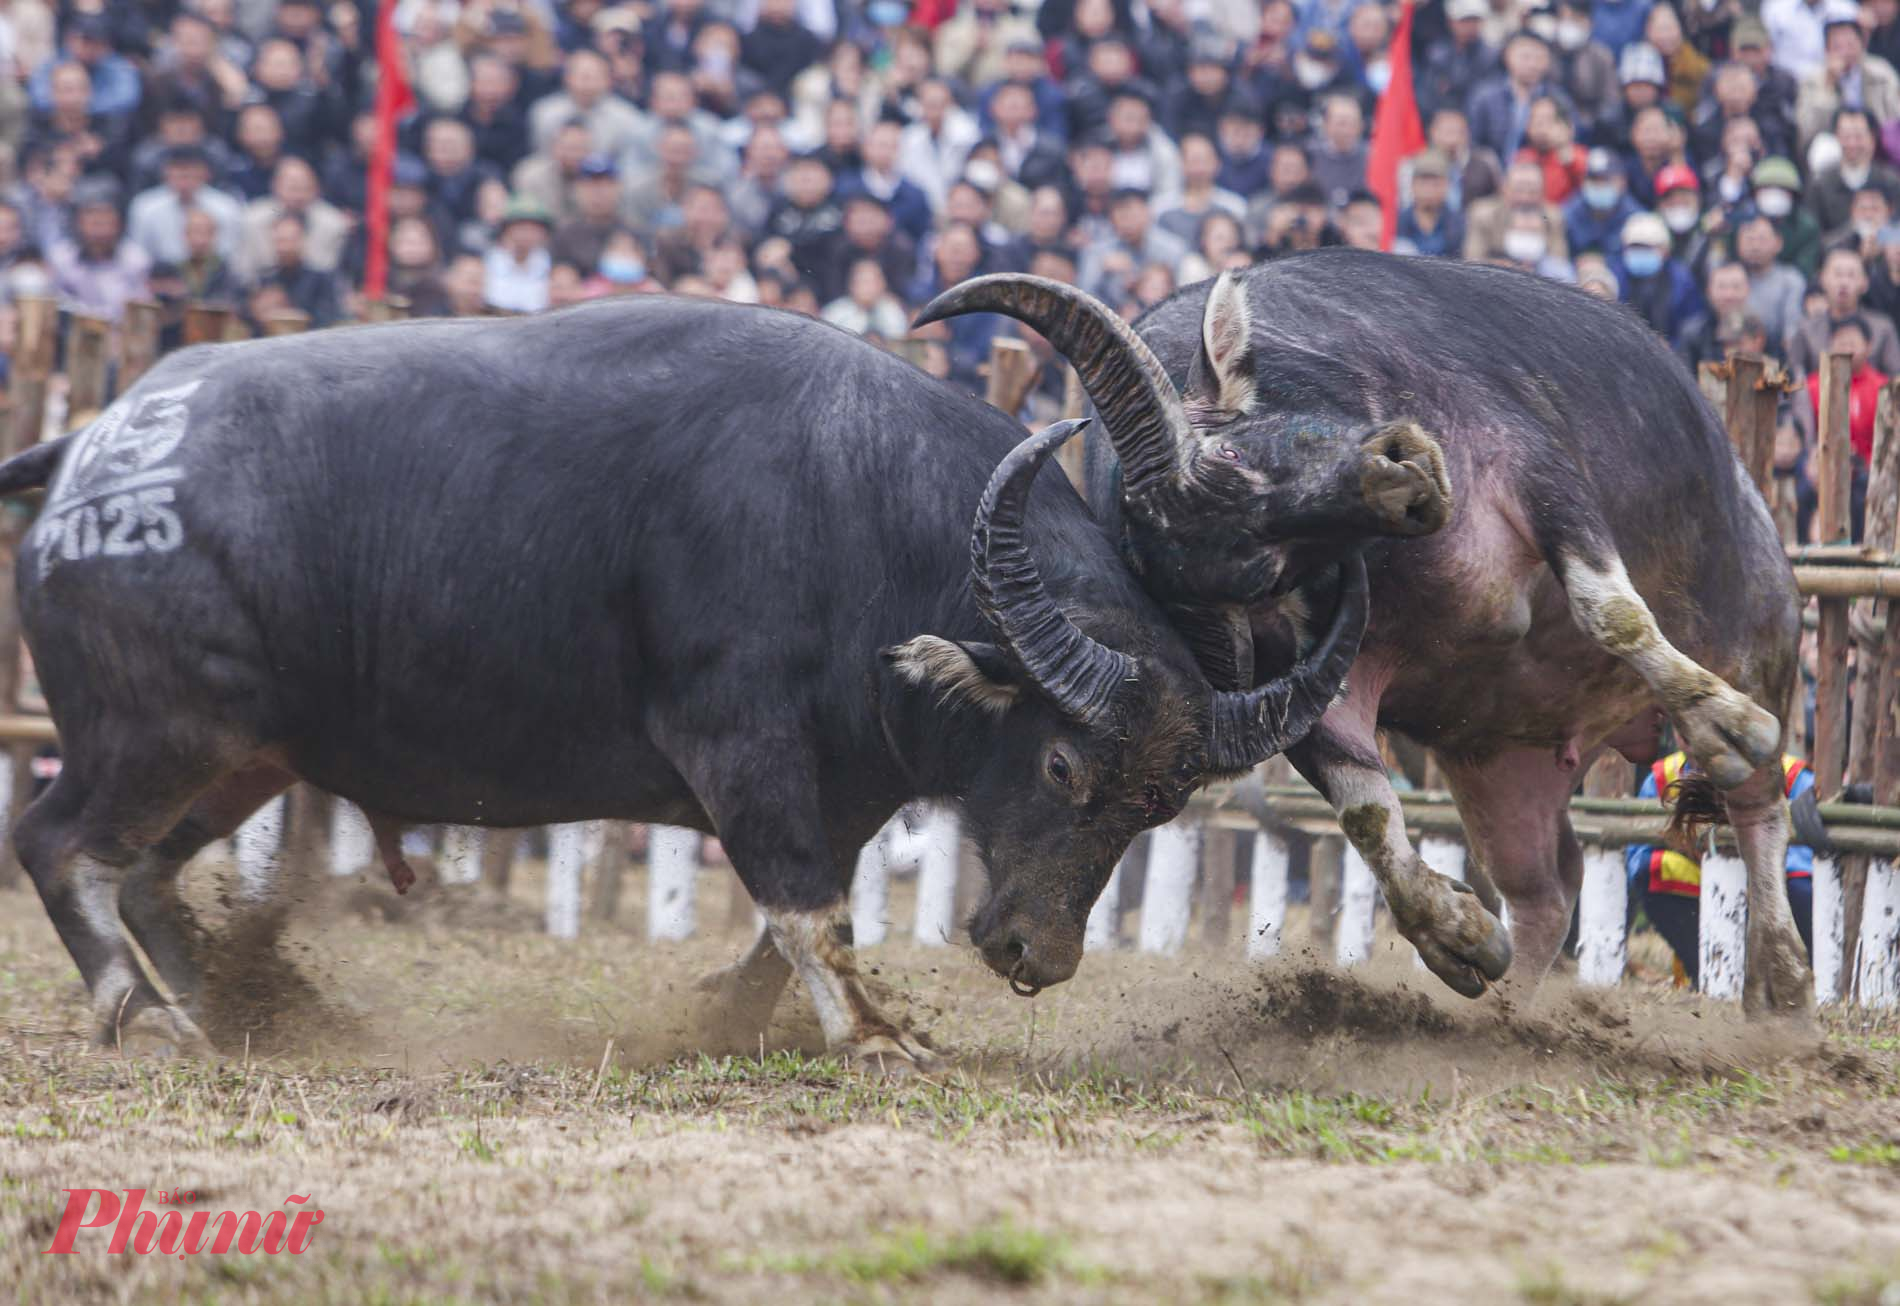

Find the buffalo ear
[[1184, 270, 1256, 424], [882, 636, 1021, 714]]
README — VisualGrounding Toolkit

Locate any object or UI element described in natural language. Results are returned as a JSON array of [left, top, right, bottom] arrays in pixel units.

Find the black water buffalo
[[0, 295, 1367, 1064], [921, 252, 1810, 1013]]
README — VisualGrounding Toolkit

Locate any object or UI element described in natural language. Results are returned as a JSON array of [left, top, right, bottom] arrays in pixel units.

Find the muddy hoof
[[98, 1004, 216, 1059], [1677, 688, 1780, 789], [1395, 874, 1512, 999], [847, 1031, 944, 1077]]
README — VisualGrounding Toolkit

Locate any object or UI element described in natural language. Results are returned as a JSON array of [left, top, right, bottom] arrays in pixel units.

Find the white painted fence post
[[1576, 846, 1628, 988], [1336, 843, 1378, 967], [438, 826, 485, 886], [329, 802, 374, 877], [545, 822, 587, 939], [647, 824, 698, 942], [1415, 836, 1467, 972], [850, 826, 890, 947], [912, 806, 961, 946], [1139, 818, 1201, 955], [1086, 855, 1124, 951], [233, 795, 286, 900], [1811, 855, 1845, 1005], [1854, 857, 1900, 1008], [1247, 829, 1289, 960], [1698, 851, 1748, 999]]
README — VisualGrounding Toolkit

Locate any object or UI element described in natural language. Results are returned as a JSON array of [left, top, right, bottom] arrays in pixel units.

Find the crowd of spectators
[[0, 0, 1896, 496]]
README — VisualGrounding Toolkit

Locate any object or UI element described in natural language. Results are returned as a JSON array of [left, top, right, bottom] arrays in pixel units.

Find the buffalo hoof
[[847, 1030, 943, 1077], [1743, 916, 1816, 1023], [1391, 873, 1513, 999], [97, 1003, 215, 1059], [1675, 683, 1780, 790]]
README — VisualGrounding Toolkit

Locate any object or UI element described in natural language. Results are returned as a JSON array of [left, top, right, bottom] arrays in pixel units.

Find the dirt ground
[[1, 851, 1898, 1306]]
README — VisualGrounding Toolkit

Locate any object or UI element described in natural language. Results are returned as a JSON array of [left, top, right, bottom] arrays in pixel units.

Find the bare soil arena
[[0, 848, 1895, 1306]]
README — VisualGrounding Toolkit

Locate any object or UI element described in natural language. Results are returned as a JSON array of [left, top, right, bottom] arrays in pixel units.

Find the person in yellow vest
[[1625, 751, 1815, 987]]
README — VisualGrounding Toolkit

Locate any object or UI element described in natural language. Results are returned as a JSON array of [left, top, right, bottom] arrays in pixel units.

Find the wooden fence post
[[263, 310, 312, 337], [1722, 353, 1771, 499], [1812, 352, 1854, 800], [984, 336, 1038, 419], [63, 313, 112, 429], [10, 295, 57, 454], [119, 300, 162, 392], [182, 304, 234, 347]]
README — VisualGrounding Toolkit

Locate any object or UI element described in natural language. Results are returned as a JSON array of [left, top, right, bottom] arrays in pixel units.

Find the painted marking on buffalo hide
[[35, 380, 203, 577]]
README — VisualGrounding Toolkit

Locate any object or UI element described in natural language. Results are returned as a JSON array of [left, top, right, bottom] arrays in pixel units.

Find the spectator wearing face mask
[[1496, 204, 1575, 279], [1614, 209, 1703, 341], [1564, 146, 1639, 254], [1653, 163, 1705, 254], [1465, 158, 1569, 261], [1807, 107, 1900, 232], [1751, 155, 1824, 278], [1796, 11, 1900, 152]]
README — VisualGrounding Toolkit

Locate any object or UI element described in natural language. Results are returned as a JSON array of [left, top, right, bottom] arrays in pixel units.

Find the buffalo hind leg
[[1289, 717, 1512, 998], [1438, 747, 1588, 991], [118, 763, 298, 1015], [693, 924, 794, 1052], [15, 767, 214, 1053], [1558, 551, 1779, 788]]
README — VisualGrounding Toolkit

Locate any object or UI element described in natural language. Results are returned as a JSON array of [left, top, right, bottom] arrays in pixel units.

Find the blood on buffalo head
[[915, 273, 1452, 611], [880, 420, 1367, 992]]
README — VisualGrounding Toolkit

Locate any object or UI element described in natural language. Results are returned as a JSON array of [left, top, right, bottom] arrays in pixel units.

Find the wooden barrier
[[10, 295, 56, 455], [63, 313, 112, 429], [119, 301, 162, 389], [1814, 352, 1855, 801]]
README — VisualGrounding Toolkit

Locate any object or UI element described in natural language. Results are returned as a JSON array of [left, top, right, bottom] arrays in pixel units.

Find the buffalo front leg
[[764, 906, 940, 1072], [1289, 719, 1512, 998], [1727, 763, 1815, 1018], [1558, 551, 1779, 788], [692, 924, 794, 1052]]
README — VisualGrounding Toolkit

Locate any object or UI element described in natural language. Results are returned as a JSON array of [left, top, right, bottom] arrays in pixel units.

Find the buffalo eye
[[1046, 750, 1074, 788], [1218, 446, 1241, 462]]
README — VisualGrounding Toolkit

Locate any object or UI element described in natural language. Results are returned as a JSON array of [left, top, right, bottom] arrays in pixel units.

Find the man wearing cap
[[1807, 106, 1900, 230], [1732, 19, 1804, 142], [1615, 209, 1703, 339], [551, 155, 627, 276], [1750, 154, 1825, 275], [1795, 6, 1900, 148], [1653, 161, 1705, 251], [1765, 0, 1836, 80], [1564, 145, 1640, 253], [126, 143, 241, 265], [1468, 29, 1575, 165], [1393, 149, 1467, 256], [48, 179, 150, 321], [1616, 39, 1668, 128], [483, 194, 554, 313], [1422, 0, 1501, 122]]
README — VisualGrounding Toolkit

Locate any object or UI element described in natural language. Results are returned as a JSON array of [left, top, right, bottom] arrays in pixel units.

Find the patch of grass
[[456, 1127, 498, 1163], [1515, 1261, 1632, 1305], [1827, 1140, 1900, 1167], [783, 1221, 1075, 1286], [1813, 1259, 1900, 1306]]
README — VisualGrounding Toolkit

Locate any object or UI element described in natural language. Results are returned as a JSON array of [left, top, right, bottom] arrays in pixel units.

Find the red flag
[[1367, 0, 1425, 251], [364, 1, 416, 302]]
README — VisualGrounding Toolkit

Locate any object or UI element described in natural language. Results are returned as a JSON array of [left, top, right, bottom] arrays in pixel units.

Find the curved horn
[[916, 274, 1192, 500], [1204, 554, 1369, 772], [971, 419, 1135, 722]]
